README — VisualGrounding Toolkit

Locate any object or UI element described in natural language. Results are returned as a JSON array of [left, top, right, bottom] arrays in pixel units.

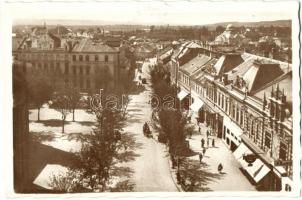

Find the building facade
[[169, 42, 293, 191]]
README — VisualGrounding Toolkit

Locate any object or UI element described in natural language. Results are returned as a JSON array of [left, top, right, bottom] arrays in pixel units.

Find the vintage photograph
[[3, 0, 300, 196]]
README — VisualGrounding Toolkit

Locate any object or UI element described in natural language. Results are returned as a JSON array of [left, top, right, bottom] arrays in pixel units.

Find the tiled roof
[[72, 39, 119, 53], [254, 72, 292, 104], [226, 58, 255, 81], [242, 52, 291, 73], [191, 58, 217, 82], [179, 54, 211, 75]]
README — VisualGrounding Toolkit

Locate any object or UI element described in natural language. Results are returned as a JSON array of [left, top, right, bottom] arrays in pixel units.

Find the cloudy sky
[[6, 0, 297, 25]]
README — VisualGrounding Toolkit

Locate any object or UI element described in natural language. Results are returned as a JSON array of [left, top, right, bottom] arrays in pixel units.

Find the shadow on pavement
[[179, 159, 225, 192], [30, 131, 56, 142], [32, 119, 70, 127]]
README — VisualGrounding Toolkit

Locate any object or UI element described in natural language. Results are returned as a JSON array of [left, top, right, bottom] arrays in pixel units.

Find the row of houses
[[158, 41, 292, 192]]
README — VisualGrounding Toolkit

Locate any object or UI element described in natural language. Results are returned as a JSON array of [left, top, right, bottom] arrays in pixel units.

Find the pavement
[[185, 121, 257, 191]]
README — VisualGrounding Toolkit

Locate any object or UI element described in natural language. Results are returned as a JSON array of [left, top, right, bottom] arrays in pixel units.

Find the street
[[123, 59, 179, 191]]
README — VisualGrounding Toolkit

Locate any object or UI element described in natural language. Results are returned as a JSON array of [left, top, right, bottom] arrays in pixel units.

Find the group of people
[[197, 123, 224, 174], [200, 137, 215, 148]]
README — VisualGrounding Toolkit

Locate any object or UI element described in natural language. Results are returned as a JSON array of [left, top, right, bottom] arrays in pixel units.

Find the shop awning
[[235, 143, 271, 183], [177, 90, 189, 100], [190, 99, 204, 112], [233, 142, 249, 159]]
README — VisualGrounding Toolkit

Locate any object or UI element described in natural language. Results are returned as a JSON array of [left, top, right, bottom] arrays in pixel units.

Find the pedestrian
[[207, 138, 210, 147], [198, 126, 201, 133], [206, 130, 210, 137], [212, 138, 215, 147], [199, 153, 203, 164], [189, 131, 192, 139], [201, 138, 205, 148], [218, 163, 223, 174], [203, 147, 206, 155]]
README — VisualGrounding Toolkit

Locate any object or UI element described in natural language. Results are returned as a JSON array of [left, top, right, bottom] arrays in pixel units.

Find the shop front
[[223, 117, 243, 151], [234, 135, 289, 191], [233, 141, 272, 190]]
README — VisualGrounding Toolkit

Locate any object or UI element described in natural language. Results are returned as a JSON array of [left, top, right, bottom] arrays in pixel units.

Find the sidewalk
[[186, 121, 256, 191]]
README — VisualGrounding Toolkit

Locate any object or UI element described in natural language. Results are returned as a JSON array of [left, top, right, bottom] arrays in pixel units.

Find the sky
[[5, 0, 297, 26]]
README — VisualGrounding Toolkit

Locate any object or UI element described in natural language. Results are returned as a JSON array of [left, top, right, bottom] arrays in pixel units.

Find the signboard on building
[[274, 160, 292, 166]]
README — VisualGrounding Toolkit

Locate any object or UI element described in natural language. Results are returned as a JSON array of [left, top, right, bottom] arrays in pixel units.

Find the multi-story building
[[170, 42, 293, 192], [13, 25, 133, 93]]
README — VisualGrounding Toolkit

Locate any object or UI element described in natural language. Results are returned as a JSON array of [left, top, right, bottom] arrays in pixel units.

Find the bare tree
[[51, 92, 72, 133], [66, 86, 81, 122]]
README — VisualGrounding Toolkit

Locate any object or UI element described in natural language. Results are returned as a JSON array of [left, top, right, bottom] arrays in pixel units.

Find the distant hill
[[204, 20, 291, 30], [13, 19, 291, 32]]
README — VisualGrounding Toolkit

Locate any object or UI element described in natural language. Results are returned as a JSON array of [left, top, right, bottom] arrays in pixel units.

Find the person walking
[[201, 138, 205, 148], [218, 163, 223, 174], [212, 138, 215, 147], [207, 138, 210, 147], [202, 147, 206, 155], [198, 126, 201, 133], [206, 130, 210, 137], [199, 153, 203, 164]]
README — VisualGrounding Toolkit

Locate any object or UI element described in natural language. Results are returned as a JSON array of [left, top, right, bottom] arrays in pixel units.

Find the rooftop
[[72, 39, 119, 53]]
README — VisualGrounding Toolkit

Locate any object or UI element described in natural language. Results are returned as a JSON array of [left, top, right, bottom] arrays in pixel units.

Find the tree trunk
[[72, 109, 75, 122], [62, 118, 65, 133], [37, 107, 40, 121]]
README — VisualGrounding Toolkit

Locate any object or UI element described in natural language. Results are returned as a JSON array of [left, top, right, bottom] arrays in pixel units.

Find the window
[[65, 63, 69, 74], [50, 63, 54, 72], [225, 97, 229, 113], [79, 55, 83, 61], [73, 65, 76, 75], [86, 66, 90, 75], [218, 93, 221, 107], [95, 55, 99, 61], [264, 131, 271, 148], [222, 95, 224, 109], [73, 78, 77, 87], [80, 78, 84, 88], [279, 142, 287, 160], [79, 66, 83, 75], [236, 106, 239, 122], [44, 63, 48, 72], [105, 55, 109, 62], [85, 55, 89, 61], [232, 104, 236, 119], [240, 110, 244, 125], [73, 55, 76, 61]]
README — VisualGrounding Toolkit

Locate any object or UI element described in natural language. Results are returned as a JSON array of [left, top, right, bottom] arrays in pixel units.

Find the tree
[[65, 86, 81, 122], [48, 106, 136, 192], [215, 25, 225, 35], [28, 76, 54, 121], [51, 91, 72, 133]]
